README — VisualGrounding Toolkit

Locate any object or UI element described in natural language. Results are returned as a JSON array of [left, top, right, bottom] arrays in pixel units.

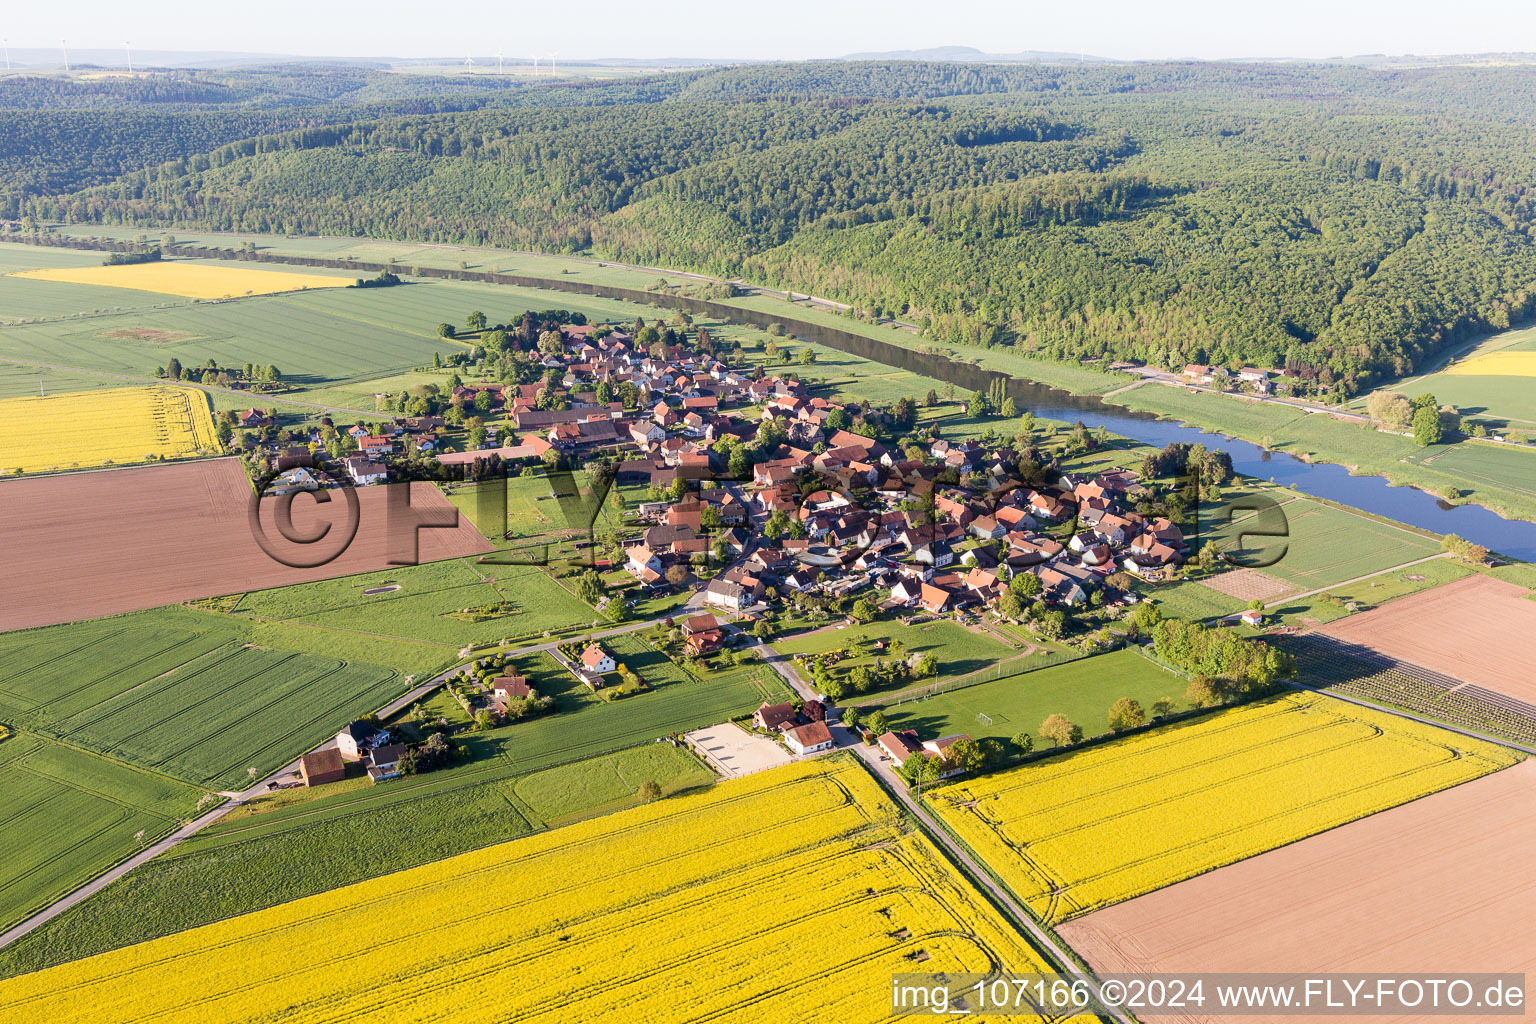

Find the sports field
[[0, 730, 203, 934], [930, 692, 1520, 924], [11, 262, 353, 300], [0, 758, 1076, 1023], [0, 614, 405, 789], [1059, 760, 1536, 1021], [878, 649, 1189, 747], [0, 385, 216, 473]]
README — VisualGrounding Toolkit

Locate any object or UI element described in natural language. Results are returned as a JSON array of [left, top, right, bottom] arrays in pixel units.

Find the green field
[[230, 559, 598, 646], [1111, 382, 1536, 524], [445, 471, 628, 554], [0, 248, 677, 401], [874, 648, 1190, 749], [0, 730, 204, 934], [1365, 326, 1536, 429], [1141, 579, 1249, 621], [1208, 494, 1441, 594], [771, 618, 1015, 691], [0, 641, 774, 979], [1401, 441, 1536, 504], [58, 226, 679, 294], [0, 613, 406, 789], [722, 291, 1131, 396], [513, 742, 713, 824]]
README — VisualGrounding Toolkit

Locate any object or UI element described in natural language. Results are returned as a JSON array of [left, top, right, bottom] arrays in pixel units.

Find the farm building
[[299, 748, 346, 787], [785, 721, 835, 755], [336, 721, 385, 761], [367, 743, 406, 784]]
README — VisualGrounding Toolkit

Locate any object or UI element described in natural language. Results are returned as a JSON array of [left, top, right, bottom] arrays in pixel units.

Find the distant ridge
[[838, 45, 1115, 63]]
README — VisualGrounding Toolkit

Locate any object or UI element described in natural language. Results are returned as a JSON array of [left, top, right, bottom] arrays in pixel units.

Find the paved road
[[0, 606, 686, 954], [1260, 551, 1452, 610], [847, 742, 1136, 1023]]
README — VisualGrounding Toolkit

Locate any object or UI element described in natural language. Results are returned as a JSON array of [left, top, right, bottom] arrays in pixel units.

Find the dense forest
[[7, 59, 1536, 392]]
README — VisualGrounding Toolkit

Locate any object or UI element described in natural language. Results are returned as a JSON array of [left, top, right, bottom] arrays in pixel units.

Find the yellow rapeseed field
[[1442, 350, 1536, 378], [931, 693, 1522, 924], [0, 757, 1086, 1024], [0, 385, 217, 473], [11, 262, 352, 300]]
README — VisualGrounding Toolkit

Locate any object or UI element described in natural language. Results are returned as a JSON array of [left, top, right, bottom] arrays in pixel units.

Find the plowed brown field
[[1321, 573, 1536, 704], [1059, 760, 1536, 1024], [0, 459, 492, 632]]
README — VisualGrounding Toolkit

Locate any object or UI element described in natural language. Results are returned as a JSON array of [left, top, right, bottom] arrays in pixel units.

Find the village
[[238, 310, 1234, 792]]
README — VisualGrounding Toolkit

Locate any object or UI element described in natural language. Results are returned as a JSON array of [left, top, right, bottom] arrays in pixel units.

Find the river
[[647, 291, 1536, 562], [32, 236, 1536, 561]]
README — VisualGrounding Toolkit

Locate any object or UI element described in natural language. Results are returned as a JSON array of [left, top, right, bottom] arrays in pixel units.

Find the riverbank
[[1106, 382, 1536, 527]]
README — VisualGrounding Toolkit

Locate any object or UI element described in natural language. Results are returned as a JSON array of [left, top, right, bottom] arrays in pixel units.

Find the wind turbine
[[126, 40, 133, 73], [495, 48, 503, 73], [61, 38, 70, 73], [546, 50, 558, 76], [462, 52, 474, 73], [3, 39, 10, 71], [529, 53, 539, 75]]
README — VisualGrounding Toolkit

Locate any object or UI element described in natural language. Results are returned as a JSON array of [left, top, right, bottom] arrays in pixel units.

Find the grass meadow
[[1207, 494, 1441, 593], [877, 648, 1190, 748], [771, 618, 1014, 691], [231, 559, 598, 645], [1113, 382, 1536, 523]]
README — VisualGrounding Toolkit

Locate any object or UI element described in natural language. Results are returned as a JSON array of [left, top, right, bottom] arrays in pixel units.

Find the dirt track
[[1320, 573, 1536, 704], [1059, 761, 1536, 1024], [0, 459, 492, 632]]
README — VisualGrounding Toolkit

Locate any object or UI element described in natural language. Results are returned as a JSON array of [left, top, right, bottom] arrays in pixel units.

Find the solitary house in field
[[580, 644, 616, 675]]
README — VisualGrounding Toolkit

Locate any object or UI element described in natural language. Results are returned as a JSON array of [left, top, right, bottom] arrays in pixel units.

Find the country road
[[847, 742, 1136, 1024], [0, 605, 688, 955], [1260, 551, 1452, 609]]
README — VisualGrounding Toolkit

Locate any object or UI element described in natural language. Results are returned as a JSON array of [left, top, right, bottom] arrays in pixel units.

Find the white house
[[343, 456, 389, 486], [889, 578, 924, 606], [580, 644, 616, 675], [704, 578, 747, 611], [784, 720, 835, 755], [336, 721, 386, 762]]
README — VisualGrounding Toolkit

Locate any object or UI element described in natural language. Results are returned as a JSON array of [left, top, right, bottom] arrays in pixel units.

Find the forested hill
[[12, 59, 1536, 393]]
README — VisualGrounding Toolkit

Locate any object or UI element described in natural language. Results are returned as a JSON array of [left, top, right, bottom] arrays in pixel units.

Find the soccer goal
[[975, 712, 993, 727]]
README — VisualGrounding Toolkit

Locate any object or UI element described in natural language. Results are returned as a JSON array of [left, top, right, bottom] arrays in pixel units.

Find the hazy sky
[[5, 0, 1535, 63]]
